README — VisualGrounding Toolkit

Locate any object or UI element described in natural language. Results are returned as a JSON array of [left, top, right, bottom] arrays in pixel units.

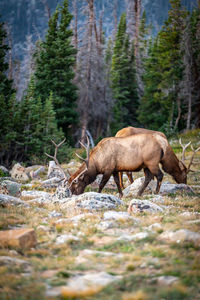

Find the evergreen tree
[[34, 0, 78, 140], [111, 13, 138, 134], [0, 19, 14, 100], [138, 0, 187, 133]]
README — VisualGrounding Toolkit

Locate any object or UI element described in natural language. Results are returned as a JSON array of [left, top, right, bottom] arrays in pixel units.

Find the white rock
[[48, 210, 62, 218], [81, 249, 123, 258], [128, 199, 164, 213], [55, 234, 80, 245], [21, 190, 51, 199], [58, 192, 123, 211], [117, 232, 149, 242], [0, 194, 29, 207], [10, 163, 30, 182], [96, 221, 118, 231], [148, 223, 162, 230], [157, 276, 179, 286], [104, 210, 139, 222], [64, 272, 122, 291], [159, 229, 200, 246]]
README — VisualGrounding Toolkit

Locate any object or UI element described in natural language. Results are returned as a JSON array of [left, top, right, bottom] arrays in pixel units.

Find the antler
[[179, 138, 191, 162], [45, 138, 70, 182], [186, 145, 200, 173], [75, 135, 90, 168]]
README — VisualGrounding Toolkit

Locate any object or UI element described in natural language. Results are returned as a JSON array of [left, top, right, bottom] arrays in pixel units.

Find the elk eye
[[74, 179, 78, 184]]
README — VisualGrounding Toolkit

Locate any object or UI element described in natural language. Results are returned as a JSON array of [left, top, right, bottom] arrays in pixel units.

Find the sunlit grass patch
[[122, 290, 150, 300]]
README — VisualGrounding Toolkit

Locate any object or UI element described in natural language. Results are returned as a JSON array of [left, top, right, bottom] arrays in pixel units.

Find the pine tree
[[111, 13, 138, 134], [0, 19, 14, 100], [34, 0, 78, 140]]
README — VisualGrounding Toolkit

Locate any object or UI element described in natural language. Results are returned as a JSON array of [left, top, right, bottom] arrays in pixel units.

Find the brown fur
[[69, 133, 179, 197], [115, 127, 187, 188]]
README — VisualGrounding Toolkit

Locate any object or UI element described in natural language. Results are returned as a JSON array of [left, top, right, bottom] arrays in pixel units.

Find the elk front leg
[[118, 172, 124, 189], [137, 168, 153, 196], [155, 169, 163, 193], [113, 171, 123, 198], [98, 171, 112, 193]]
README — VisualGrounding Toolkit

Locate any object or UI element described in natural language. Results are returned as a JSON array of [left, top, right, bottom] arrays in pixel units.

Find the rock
[[29, 166, 45, 179], [0, 256, 31, 272], [123, 177, 155, 196], [0, 180, 21, 197], [55, 213, 94, 226], [96, 221, 118, 231], [159, 183, 194, 195], [159, 229, 200, 246], [61, 272, 122, 298], [47, 161, 64, 179], [41, 177, 61, 187], [0, 228, 37, 249], [157, 276, 179, 286], [0, 194, 29, 207], [55, 234, 80, 245], [147, 223, 162, 231], [0, 165, 9, 177], [103, 210, 139, 222], [56, 192, 124, 211], [52, 182, 72, 201], [10, 163, 30, 182], [21, 190, 51, 199], [48, 210, 62, 218], [79, 249, 123, 258], [91, 174, 116, 189], [128, 199, 164, 213], [117, 232, 149, 242], [123, 177, 194, 197]]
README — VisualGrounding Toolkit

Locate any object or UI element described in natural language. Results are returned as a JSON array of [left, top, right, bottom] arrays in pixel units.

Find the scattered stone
[[0, 256, 31, 272], [29, 166, 45, 179], [61, 272, 122, 298], [157, 276, 179, 286], [159, 229, 200, 247], [147, 223, 162, 231], [0, 180, 21, 197], [56, 192, 124, 211], [128, 199, 164, 213], [103, 210, 139, 223], [117, 232, 149, 242], [55, 234, 80, 245], [79, 249, 123, 258], [0, 228, 37, 249], [21, 190, 51, 199], [10, 163, 30, 182], [41, 177, 61, 187], [37, 225, 50, 232], [48, 210, 62, 218], [47, 161, 64, 179], [96, 220, 118, 231], [0, 193, 29, 207], [52, 182, 72, 200], [123, 177, 194, 197]]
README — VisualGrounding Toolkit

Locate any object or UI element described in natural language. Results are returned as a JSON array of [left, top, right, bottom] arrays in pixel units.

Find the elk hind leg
[[119, 172, 124, 189], [137, 168, 153, 196], [126, 172, 134, 184], [113, 171, 123, 198]]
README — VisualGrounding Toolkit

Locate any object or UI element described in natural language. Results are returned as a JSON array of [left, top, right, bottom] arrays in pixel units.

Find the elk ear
[[179, 161, 185, 171]]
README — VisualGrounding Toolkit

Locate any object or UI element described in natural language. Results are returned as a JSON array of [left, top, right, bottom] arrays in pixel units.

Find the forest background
[[0, 0, 200, 167]]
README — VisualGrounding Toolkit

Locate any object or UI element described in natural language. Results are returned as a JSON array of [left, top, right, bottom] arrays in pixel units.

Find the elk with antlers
[[46, 134, 199, 198], [115, 126, 167, 189]]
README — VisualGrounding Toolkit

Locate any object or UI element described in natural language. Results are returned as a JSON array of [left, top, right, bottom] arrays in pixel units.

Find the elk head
[[178, 138, 200, 184], [68, 136, 90, 195]]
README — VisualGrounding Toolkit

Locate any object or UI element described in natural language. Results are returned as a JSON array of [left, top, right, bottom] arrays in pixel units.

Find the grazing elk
[[46, 135, 199, 198], [115, 126, 168, 189]]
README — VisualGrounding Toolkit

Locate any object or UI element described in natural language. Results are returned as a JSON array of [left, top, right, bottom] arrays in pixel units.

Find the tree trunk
[[81, 0, 94, 144]]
